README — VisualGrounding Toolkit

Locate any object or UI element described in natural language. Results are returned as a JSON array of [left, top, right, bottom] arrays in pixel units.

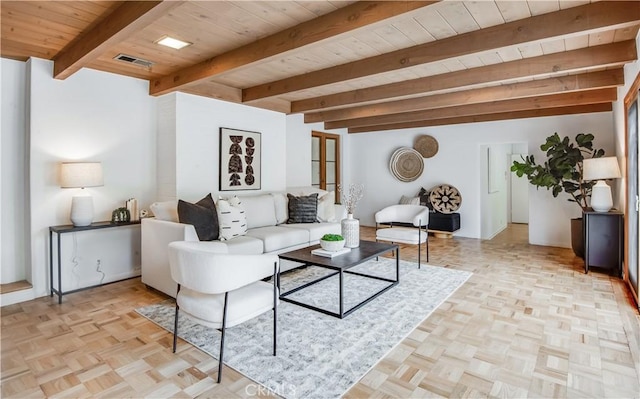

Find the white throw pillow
[[399, 195, 420, 205], [239, 194, 277, 229], [150, 201, 178, 222], [271, 193, 288, 224], [317, 191, 336, 222], [217, 197, 248, 241]]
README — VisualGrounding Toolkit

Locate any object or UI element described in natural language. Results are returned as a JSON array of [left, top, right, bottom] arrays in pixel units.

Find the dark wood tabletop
[[278, 240, 397, 269]]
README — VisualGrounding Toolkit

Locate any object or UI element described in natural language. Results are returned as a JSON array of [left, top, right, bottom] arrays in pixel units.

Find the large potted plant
[[511, 133, 605, 257]]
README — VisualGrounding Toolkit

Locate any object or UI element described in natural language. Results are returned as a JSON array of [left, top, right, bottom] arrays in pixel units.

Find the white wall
[[612, 30, 640, 302], [347, 113, 615, 247], [156, 94, 177, 201], [613, 31, 640, 211], [22, 57, 157, 302], [173, 93, 287, 200], [155, 93, 289, 203], [1, 58, 29, 284]]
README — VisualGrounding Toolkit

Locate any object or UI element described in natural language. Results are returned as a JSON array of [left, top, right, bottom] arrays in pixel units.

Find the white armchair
[[168, 241, 279, 383], [375, 204, 429, 267]]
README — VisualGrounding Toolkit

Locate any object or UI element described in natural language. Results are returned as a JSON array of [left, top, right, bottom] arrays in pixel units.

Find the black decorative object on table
[[111, 207, 130, 223]]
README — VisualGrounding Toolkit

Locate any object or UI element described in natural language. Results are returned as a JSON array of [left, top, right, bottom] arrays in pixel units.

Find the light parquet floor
[[2, 225, 639, 398]]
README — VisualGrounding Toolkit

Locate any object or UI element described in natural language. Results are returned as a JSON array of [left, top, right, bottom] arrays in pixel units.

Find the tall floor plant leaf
[[511, 133, 605, 210]]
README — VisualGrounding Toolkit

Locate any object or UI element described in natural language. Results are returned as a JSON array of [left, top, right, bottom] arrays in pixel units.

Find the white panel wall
[[1, 59, 28, 284], [172, 93, 287, 201], [156, 94, 177, 201], [347, 113, 615, 247], [286, 114, 313, 188], [26, 58, 157, 301]]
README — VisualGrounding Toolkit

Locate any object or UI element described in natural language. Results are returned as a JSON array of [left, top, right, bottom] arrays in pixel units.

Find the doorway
[[481, 143, 529, 244], [510, 153, 530, 224], [311, 131, 340, 203]]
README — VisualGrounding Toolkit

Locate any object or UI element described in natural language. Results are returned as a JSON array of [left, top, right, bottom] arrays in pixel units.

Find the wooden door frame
[[623, 71, 640, 307], [312, 131, 341, 202]]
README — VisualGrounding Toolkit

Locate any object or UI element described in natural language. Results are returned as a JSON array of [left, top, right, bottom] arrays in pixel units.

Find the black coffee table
[[277, 240, 399, 319]]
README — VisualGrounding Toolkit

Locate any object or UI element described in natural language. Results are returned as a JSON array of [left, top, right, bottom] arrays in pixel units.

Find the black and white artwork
[[219, 127, 261, 191]]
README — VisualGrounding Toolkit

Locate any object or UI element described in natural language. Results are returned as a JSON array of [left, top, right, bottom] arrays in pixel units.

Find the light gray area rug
[[136, 258, 471, 399]]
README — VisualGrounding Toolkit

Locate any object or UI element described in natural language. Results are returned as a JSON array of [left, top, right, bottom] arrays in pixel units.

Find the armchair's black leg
[[273, 261, 277, 356], [173, 284, 181, 353], [426, 237, 429, 263], [218, 292, 229, 383], [375, 223, 379, 261], [418, 222, 422, 269]]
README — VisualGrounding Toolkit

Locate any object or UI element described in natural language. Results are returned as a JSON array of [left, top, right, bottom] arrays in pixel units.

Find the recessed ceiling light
[[155, 36, 192, 50]]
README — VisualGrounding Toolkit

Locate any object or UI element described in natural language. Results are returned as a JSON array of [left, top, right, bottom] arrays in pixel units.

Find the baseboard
[[1, 288, 36, 307]]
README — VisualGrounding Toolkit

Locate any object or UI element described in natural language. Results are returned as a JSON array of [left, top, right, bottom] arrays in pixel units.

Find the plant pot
[[320, 239, 345, 252], [341, 214, 360, 248], [571, 217, 584, 259]]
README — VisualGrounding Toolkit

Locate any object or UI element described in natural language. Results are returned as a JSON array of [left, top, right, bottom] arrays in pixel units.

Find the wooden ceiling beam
[[149, 1, 436, 96], [180, 82, 243, 103], [304, 69, 624, 123], [244, 1, 640, 102], [325, 88, 617, 129], [347, 103, 613, 133], [53, 1, 183, 80], [294, 39, 637, 113]]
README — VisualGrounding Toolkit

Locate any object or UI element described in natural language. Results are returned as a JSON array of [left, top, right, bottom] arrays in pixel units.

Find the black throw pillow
[[286, 193, 319, 224], [178, 193, 219, 241], [418, 187, 433, 209]]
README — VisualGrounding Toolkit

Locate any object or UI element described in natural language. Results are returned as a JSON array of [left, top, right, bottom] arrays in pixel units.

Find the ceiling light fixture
[[155, 35, 192, 50]]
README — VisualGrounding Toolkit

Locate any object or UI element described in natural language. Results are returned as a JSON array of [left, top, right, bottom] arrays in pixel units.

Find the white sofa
[[142, 188, 344, 297]]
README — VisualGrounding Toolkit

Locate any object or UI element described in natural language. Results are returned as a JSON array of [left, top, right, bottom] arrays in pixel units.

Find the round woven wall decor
[[414, 135, 439, 158], [389, 147, 424, 182], [429, 184, 462, 214]]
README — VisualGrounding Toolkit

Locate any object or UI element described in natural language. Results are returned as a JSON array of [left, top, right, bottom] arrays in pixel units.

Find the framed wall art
[[219, 127, 261, 191]]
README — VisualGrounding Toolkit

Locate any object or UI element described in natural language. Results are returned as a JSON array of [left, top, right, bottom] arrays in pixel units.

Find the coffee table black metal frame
[[277, 240, 399, 319]]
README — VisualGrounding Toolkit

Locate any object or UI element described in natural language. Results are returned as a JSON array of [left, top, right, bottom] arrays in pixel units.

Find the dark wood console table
[[583, 210, 623, 277]]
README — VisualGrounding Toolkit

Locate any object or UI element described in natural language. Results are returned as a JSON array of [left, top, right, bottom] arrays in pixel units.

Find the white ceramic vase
[[341, 213, 360, 248]]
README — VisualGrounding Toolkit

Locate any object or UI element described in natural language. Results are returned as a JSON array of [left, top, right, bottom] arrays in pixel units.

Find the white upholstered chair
[[375, 205, 430, 267], [168, 241, 279, 383]]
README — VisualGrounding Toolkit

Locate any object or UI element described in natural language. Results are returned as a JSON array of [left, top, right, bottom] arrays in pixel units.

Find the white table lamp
[[582, 157, 621, 212], [60, 162, 104, 226]]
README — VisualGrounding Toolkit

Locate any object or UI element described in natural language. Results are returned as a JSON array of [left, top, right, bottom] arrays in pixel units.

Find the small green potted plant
[[320, 234, 345, 252]]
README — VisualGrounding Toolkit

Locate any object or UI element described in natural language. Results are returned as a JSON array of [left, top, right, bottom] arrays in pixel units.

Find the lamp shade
[[60, 162, 103, 188], [582, 157, 621, 181]]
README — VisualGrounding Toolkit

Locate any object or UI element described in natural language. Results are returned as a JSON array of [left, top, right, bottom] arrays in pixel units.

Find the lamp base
[[590, 180, 613, 212], [70, 195, 94, 226]]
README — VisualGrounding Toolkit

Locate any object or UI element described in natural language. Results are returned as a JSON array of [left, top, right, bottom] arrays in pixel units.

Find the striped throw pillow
[[217, 196, 248, 240]]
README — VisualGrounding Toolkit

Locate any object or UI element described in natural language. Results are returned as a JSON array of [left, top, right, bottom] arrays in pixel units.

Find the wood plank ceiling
[[2, 0, 639, 133]]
